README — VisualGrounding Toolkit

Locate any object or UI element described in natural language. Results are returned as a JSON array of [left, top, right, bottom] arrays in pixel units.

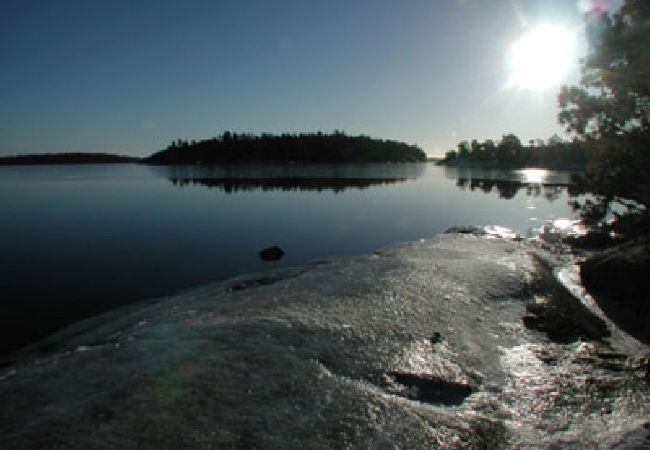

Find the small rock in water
[[259, 245, 284, 261]]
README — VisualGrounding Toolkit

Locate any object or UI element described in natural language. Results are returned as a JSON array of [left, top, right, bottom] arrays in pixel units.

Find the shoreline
[[1, 233, 647, 449], [0, 153, 141, 165], [436, 159, 588, 172]]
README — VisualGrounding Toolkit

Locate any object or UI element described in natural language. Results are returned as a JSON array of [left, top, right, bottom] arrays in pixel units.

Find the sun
[[507, 24, 576, 90]]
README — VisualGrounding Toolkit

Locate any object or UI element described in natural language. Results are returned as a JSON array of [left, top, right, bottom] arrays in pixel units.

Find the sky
[[0, 0, 621, 157]]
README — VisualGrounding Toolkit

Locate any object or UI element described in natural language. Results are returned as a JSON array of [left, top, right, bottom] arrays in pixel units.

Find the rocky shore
[[0, 234, 648, 449]]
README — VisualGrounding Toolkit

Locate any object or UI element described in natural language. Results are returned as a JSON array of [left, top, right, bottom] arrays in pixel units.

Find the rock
[[527, 255, 610, 343], [580, 237, 650, 343], [444, 224, 518, 239], [522, 314, 540, 330], [387, 371, 473, 405], [259, 245, 284, 261], [581, 237, 650, 298], [563, 231, 615, 249], [444, 225, 487, 235], [610, 422, 650, 450], [0, 235, 646, 450], [429, 332, 442, 345]]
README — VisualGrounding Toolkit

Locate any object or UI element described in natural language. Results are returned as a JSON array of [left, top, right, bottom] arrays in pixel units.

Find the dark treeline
[[0, 153, 141, 165], [438, 133, 594, 169], [169, 176, 408, 193], [146, 131, 426, 164]]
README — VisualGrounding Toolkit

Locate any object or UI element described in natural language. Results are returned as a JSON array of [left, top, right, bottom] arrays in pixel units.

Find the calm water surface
[[0, 163, 577, 354]]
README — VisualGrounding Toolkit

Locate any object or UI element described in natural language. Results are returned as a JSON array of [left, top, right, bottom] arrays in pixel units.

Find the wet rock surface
[[0, 235, 648, 449]]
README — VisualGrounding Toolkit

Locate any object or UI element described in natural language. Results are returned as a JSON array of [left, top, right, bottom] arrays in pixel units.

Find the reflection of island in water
[[169, 177, 408, 193], [456, 178, 567, 201], [160, 163, 425, 193], [444, 166, 571, 201]]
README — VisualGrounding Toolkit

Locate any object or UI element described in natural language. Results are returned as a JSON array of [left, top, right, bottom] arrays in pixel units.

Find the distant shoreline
[[0, 153, 141, 165]]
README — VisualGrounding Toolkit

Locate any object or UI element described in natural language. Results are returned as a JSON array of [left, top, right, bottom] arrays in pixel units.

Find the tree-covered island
[[437, 133, 594, 170], [145, 131, 426, 164]]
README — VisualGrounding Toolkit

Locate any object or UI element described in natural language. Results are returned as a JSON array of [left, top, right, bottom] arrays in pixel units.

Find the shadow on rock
[[523, 255, 610, 343], [388, 371, 473, 406], [580, 237, 650, 344]]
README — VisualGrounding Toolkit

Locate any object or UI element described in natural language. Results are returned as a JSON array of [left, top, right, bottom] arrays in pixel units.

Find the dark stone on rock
[[444, 225, 487, 235], [389, 371, 473, 405], [259, 245, 285, 261], [429, 332, 442, 345], [580, 237, 650, 343]]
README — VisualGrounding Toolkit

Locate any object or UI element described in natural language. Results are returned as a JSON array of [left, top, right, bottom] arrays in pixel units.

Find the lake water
[[0, 163, 577, 354]]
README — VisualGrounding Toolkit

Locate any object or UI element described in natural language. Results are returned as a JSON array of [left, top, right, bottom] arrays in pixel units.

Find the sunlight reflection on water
[[516, 168, 549, 184]]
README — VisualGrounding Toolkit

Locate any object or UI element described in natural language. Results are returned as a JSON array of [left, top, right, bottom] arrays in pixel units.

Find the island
[[436, 133, 592, 170], [144, 131, 426, 164], [0, 153, 141, 165]]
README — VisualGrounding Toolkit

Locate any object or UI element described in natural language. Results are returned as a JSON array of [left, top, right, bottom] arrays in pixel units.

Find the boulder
[[581, 237, 650, 342], [259, 245, 285, 261]]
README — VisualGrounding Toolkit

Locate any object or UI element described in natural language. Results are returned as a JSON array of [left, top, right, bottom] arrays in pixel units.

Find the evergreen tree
[[558, 0, 650, 236]]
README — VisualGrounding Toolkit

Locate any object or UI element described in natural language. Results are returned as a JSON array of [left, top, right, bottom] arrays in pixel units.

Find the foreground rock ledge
[[1, 235, 648, 449]]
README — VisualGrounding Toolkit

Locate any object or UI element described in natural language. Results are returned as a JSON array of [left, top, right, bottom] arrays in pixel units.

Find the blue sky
[[0, 0, 619, 156]]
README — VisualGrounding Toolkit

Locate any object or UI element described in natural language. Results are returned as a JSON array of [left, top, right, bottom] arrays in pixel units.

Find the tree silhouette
[[558, 0, 650, 236], [496, 133, 522, 163], [0, 153, 140, 165], [146, 131, 426, 164], [438, 133, 592, 169]]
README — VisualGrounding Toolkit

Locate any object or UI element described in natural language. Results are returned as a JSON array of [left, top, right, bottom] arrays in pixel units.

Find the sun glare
[[507, 24, 576, 90], [517, 168, 548, 184]]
